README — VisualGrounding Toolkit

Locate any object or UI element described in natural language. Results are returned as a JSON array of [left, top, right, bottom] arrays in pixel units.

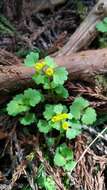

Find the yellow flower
[[52, 113, 69, 122], [51, 116, 58, 122], [62, 122, 69, 130], [45, 67, 54, 76], [34, 61, 45, 72]]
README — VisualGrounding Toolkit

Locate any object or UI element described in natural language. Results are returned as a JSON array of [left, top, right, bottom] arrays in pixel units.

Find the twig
[[82, 125, 107, 142], [70, 125, 107, 172]]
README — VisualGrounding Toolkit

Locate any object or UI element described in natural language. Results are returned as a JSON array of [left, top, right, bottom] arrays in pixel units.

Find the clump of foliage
[[22, 164, 56, 190], [96, 17, 107, 48], [96, 17, 107, 33], [7, 52, 97, 172]]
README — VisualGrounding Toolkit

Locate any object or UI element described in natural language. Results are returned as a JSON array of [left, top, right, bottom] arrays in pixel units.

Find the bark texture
[[55, 0, 107, 56]]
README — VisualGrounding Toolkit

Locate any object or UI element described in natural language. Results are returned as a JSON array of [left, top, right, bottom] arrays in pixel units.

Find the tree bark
[[0, 49, 21, 66], [55, 0, 107, 56]]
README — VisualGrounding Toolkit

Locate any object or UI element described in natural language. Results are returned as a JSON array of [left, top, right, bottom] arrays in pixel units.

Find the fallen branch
[[55, 0, 107, 56], [0, 49, 21, 66], [0, 48, 107, 96]]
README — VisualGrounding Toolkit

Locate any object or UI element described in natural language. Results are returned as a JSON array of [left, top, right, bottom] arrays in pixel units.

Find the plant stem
[[56, 133, 63, 146]]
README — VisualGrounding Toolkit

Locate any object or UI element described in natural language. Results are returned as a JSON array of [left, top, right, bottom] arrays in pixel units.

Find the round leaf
[[70, 97, 89, 119], [59, 144, 73, 161], [55, 85, 69, 98], [63, 161, 76, 171], [54, 152, 66, 167], [81, 107, 97, 125], [54, 104, 63, 114], [96, 21, 107, 33], [20, 113, 36, 125], [24, 88, 43, 106], [53, 67, 68, 85], [24, 52, 39, 67], [66, 128, 81, 140], [45, 56, 57, 68], [43, 105, 54, 120], [37, 120, 52, 133]]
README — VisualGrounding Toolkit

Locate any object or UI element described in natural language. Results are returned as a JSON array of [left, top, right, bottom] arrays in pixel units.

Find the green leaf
[[59, 144, 73, 161], [63, 161, 76, 171], [52, 122, 61, 130], [24, 52, 39, 67], [13, 94, 24, 101], [43, 105, 54, 120], [43, 78, 51, 89], [70, 97, 89, 119], [103, 17, 107, 24], [81, 107, 97, 125], [55, 85, 69, 98], [54, 152, 66, 167], [45, 56, 57, 68], [53, 67, 68, 85], [54, 144, 75, 170], [7, 97, 29, 116], [62, 105, 68, 113], [96, 21, 107, 33], [32, 74, 45, 85], [32, 74, 51, 89], [7, 88, 43, 117], [36, 165, 46, 188], [20, 113, 36, 125], [44, 177, 56, 190], [54, 104, 63, 114], [46, 137, 55, 147], [66, 128, 81, 140], [69, 120, 82, 129], [68, 113, 73, 119], [37, 120, 52, 133], [24, 88, 43, 106], [50, 81, 58, 89]]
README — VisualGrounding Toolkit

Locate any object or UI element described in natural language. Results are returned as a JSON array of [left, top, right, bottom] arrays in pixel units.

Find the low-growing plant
[[54, 143, 76, 171], [6, 51, 97, 172], [22, 164, 56, 190], [36, 164, 56, 190]]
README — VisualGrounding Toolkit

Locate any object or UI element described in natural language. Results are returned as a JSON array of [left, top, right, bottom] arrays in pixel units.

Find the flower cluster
[[31, 56, 68, 99], [45, 67, 54, 76], [51, 113, 70, 130], [38, 104, 75, 134], [51, 113, 69, 122], [34, 60, 54, 77], [62, 122, 69, 130], [34, 61, 46, 72]]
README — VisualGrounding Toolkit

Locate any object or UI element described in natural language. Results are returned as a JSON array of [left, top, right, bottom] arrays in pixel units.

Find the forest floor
[[0, 0, 107, 189]]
